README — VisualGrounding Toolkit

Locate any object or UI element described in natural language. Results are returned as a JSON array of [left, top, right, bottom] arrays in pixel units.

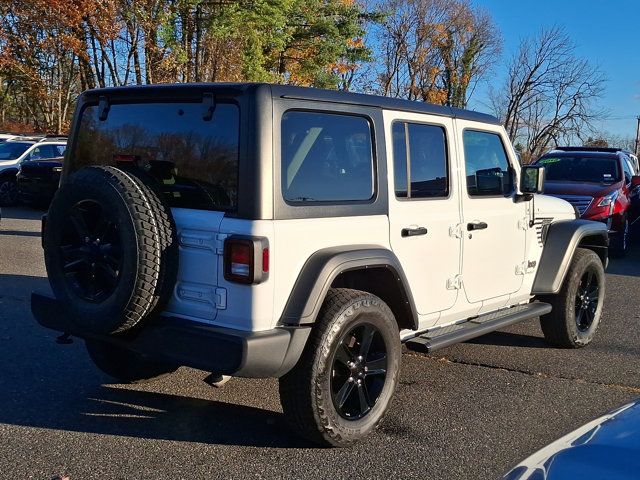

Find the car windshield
[[536, 155, 621, 183], [0, 142, 31, 160]]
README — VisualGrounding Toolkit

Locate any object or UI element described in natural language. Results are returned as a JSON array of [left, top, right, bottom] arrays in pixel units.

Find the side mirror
[[632, 175, 640, 187], [520, 165, 545, 194]]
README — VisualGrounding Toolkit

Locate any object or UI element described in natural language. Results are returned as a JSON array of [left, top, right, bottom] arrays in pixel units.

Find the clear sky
[[468, 0, 640, 139]]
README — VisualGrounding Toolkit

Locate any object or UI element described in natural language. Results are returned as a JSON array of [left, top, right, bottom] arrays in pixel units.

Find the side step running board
[[405, 302, 552, 353]]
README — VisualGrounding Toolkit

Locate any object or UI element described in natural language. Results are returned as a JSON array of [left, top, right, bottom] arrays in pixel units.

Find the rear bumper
[[31, 292, 310, 378]]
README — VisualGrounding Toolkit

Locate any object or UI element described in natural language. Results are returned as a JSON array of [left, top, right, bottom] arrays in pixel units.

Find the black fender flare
[[279, 245, 419, 329], [532, 219, 609, 295]]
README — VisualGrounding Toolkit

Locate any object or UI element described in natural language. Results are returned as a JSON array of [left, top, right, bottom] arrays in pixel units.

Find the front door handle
[[467, 221, 488, 231], [401, 227, 428, 237]]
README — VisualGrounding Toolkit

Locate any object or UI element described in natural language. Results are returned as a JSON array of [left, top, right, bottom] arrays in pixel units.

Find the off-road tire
[[279, 288, 401, 447], [44, 166, 178, 335], [122, 169, 179, 318], [85, 339, 177, 384], [539, 248, 605, 348]]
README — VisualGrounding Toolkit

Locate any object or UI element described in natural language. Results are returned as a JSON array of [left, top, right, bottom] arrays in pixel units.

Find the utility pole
[[636, 116, 640, 156]]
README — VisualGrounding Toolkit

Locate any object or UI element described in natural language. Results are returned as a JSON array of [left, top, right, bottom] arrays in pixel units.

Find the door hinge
[[215, 288, 227, 310], [449, 224, 463, 239], [516, 260, 537, 275], [446, 275, 462, 290], [215, 233, 228, 254], [518, 216, 530, 230]]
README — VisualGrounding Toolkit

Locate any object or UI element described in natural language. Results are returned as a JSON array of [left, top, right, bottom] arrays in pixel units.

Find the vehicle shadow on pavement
[[0, 229, 42, 237], [0, 273, 316, 450], [75, 385, 313, 448], [1, 380, 313, 449]]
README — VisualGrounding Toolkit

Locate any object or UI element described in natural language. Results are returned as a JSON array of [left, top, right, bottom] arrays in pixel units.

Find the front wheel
[[0, 178, 18, 207], [610, 215, 630, 258], [279, 288, 401, 447], [539, 248, 605, 348]]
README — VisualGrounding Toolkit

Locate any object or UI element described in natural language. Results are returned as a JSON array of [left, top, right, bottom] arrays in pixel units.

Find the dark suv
[[535, 147, 640, 256]]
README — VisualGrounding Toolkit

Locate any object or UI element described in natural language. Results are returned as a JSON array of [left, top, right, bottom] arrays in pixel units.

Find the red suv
[[535, 147, 640, 257]]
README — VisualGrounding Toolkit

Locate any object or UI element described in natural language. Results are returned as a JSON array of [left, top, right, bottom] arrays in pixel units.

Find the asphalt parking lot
[[1, 206, 639, 480]]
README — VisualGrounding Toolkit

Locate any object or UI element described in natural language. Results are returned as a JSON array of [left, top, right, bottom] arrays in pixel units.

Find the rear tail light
[[223, 236, 269, 284]]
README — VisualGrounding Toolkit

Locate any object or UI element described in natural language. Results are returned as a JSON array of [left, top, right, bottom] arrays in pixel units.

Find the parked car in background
[[534, 146, 640, 257], [0, 135, 67, 206], [0, 133, 18, 143], [627, 152, 639, 174], [504, 399, 640, 480], [16, 156, 64, 207]]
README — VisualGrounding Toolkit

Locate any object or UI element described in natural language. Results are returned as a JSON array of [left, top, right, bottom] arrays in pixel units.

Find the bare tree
[[375, 0, 500, 107], [586, 131, 637, 151], [490, 27, 606, 163]]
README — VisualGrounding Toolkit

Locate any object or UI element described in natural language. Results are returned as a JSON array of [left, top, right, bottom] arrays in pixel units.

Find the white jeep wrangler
[[32, 83, 608, 446]]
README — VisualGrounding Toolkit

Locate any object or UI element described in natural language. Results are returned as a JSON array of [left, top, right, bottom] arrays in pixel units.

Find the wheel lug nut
[[357, 356, 363, 362], [347, 376, 354, 383], [357, 379, 362, 385], [364, 366, 368, 372]]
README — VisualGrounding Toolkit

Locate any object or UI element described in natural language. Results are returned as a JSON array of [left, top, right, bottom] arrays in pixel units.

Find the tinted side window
[[281, 111, 374, 202], [73, 102, 240, 211], [40, 145, 59, 158], [463, 130, 513, 196], [393, 122, 448, 198]]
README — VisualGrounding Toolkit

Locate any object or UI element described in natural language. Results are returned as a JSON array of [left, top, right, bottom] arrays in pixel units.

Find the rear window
[[281, 111, 374, 203], [536, 155, 620, 183], [72, 102, 240, 211]]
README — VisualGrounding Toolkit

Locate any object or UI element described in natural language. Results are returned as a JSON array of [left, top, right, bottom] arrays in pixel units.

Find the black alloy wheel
[[330, 323, 388, 420], [611, 216, 631, 258], [621, 218, 630, 252], [0, 179, 18, 206], [60, 199, 122, 303], [539, 248, 605, 348], [574, 267, 599, 332], [279, 288, 401, 446]]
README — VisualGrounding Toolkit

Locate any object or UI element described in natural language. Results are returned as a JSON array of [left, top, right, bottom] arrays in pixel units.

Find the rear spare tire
[[44, 166, 178, 334]]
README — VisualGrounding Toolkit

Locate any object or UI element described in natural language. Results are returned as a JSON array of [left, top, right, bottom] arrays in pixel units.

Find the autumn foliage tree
[[0, 0, 373, 133]]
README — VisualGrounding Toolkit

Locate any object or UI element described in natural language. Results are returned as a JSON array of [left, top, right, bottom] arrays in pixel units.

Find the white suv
[[0, 136, 67, 206], [32, 84, 608, 446]]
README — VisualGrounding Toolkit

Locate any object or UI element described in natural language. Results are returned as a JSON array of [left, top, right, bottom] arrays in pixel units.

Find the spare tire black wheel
[[44, 166, 178, 335]]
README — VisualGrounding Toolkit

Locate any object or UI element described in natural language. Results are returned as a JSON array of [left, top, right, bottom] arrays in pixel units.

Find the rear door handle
[[401, 227, 428, 237], [467, 221, 488, 231]]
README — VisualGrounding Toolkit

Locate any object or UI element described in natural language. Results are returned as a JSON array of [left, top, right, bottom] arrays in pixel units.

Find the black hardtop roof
[[83, 82, 501, 125]]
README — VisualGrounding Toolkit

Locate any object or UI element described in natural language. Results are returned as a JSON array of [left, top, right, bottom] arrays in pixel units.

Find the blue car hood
[[505, 400, 640, 480]]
